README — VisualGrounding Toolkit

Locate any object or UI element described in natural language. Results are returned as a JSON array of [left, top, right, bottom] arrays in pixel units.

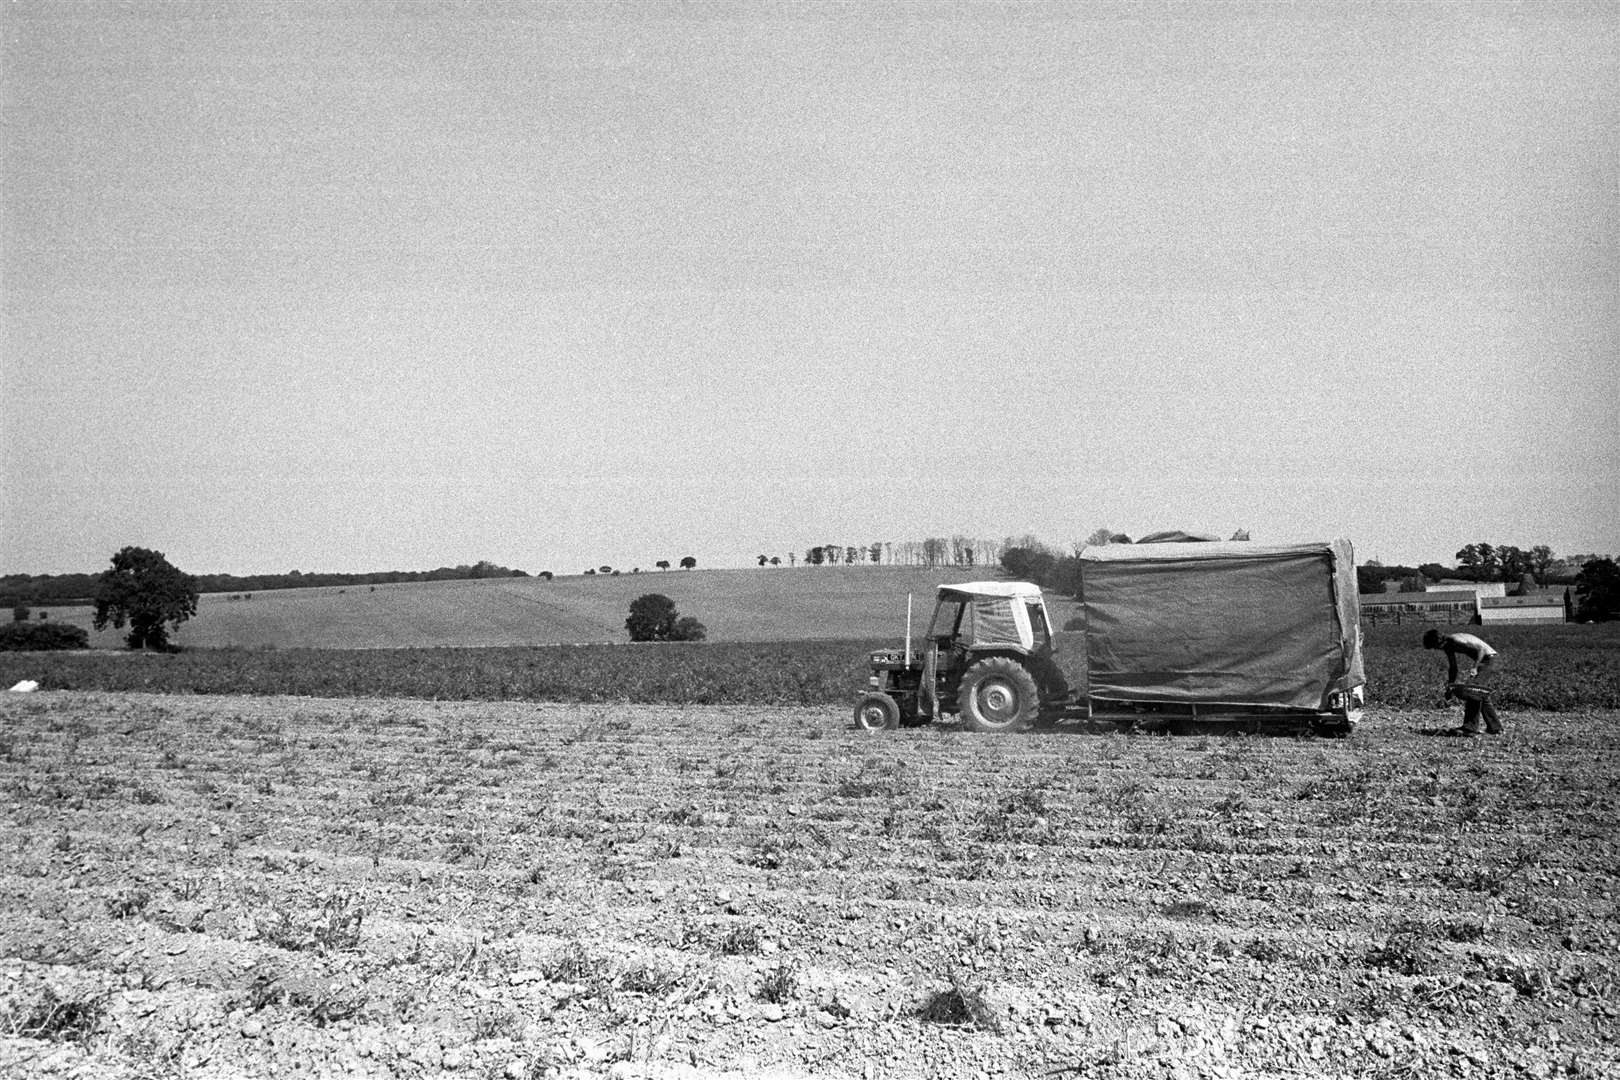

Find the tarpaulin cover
[[933, 590, 1032, 650], [1136, 530, 1221, 544], [1081, 539, 1364, 711], [964, 596, 1022, 649]]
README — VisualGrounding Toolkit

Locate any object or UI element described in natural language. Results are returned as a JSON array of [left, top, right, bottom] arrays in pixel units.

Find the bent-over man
[[1422, 628, 1503, 735]]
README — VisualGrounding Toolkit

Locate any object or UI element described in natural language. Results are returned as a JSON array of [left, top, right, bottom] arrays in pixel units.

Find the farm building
[[1479, 590, 1571, 625], [1428, 580, 1507, 598], [1360, 589, 1479, 626]]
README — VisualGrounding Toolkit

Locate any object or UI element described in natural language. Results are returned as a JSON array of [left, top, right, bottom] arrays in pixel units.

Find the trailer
[[1078, 539, 1365, 732]]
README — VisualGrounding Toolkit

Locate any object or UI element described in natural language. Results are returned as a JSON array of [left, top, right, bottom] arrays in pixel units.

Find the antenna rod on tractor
[[904, 594, 912, 669]]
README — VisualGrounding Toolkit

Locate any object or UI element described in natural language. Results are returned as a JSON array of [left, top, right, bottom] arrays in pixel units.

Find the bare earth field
[[1, 693, 1616, 1080]]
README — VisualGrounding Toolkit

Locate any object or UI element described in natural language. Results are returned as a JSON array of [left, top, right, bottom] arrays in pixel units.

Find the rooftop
[[1361, 591, 1477, 606], [937, 581, 1044, 599], [1481, 594, 1567, 608]]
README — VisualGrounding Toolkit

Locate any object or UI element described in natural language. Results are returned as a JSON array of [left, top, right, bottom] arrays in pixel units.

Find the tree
[[1455, 544, 1481, 579], [679, 556, 696, 570], [626, 594, 679, 641], [1230, 528, 1250, 541], [805, 547, 824, 566], [1085, 527, 1114, 547], [12, 605, 27, 622], [656, 560, 670, 571], [757, 555, 768, 567], [1529, 545, 1555, 585], [1001, 544, 1056, 585], [1496, 545, 1528, 584], [92, 546, 199, 650], [1455, 542, 1503, 581], [626, 593, 707, 641], [1575, 558, 1620, 622], [770, 556, 781, 566]]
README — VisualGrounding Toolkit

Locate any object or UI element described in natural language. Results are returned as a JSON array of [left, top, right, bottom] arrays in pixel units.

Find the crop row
[[1, 694, 1616, 1080], [1, 624, 1615, 710], [0, 641, 874, 707]]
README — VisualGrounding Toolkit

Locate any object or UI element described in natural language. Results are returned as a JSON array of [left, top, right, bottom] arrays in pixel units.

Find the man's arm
[[1443, 644, 1460, 683]]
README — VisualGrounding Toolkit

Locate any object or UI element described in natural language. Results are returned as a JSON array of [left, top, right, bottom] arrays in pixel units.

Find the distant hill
[[36, 566, 1080, 650]]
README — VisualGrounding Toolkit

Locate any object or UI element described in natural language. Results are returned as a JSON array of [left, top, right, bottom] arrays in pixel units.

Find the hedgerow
[[0, 622, 90, 651], [0, 641, 878, 706]]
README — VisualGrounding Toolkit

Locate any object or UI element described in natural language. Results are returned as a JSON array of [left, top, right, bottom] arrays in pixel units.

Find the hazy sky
[[3, 1, 1616, 577]]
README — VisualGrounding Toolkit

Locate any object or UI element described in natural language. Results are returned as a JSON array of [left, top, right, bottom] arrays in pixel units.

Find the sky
[[3, 0, 1616, 577]]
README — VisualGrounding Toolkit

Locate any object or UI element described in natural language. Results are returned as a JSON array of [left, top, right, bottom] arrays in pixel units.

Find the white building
[[1427, 580, 1507, 599], [1479, 591, 1570, 625]]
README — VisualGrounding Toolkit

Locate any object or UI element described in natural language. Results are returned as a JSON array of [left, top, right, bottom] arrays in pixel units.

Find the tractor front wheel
[[958, 658, 1040, 733], [853, 691, 901, 732]]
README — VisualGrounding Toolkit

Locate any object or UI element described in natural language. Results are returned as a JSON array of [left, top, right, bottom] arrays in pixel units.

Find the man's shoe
[[1454, 727, 1479, 737]]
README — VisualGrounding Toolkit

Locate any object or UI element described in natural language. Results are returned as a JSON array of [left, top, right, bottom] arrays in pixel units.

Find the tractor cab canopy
[[929, 581, 1050, 653]]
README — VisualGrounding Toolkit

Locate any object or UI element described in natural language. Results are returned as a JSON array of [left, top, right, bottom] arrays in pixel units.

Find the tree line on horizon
[[745, 537, 1011, 569], [6, 536, 1616, 619], [0, 560, 533, 608]]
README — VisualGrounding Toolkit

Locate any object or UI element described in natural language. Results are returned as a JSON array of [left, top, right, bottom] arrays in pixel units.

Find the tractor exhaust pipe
[[904, 593, 913, 669]]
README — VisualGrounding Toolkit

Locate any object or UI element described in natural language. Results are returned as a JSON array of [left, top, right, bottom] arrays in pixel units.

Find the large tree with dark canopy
[[626, 593, 679, 641], [626, 593, 707, 641], [92, 546, 199, 650], [1575, 558, 1620, 622]]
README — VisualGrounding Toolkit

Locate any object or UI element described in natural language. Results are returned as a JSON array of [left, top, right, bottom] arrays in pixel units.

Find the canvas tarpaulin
[[963, 596, 1022, 649], [935, 582, 1042, 651], [1080, 540, 1363, 711]]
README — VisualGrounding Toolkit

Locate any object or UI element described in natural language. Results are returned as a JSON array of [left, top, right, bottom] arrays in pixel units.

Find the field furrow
[[1, 693, 1616, 1079]]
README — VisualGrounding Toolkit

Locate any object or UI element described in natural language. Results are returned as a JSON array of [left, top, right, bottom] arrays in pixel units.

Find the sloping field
[[0, 693, 1615, 1079], [43, 567, 1067, 651]]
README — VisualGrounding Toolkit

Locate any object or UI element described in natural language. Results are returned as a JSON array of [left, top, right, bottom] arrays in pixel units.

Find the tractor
[[853, 581, 1072, 733]]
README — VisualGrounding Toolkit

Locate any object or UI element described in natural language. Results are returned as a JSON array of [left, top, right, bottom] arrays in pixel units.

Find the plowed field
[[2, 693, 1616, 1079]]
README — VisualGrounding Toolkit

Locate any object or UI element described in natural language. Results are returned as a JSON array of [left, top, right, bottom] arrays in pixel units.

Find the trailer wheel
[[853, 692, 901, 732], [958, 658, 1040, 733]]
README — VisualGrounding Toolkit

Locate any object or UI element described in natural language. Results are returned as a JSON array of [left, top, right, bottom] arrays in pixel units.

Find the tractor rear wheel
[[853, 691, 901, 732], [958, 658, 1040, 733]]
